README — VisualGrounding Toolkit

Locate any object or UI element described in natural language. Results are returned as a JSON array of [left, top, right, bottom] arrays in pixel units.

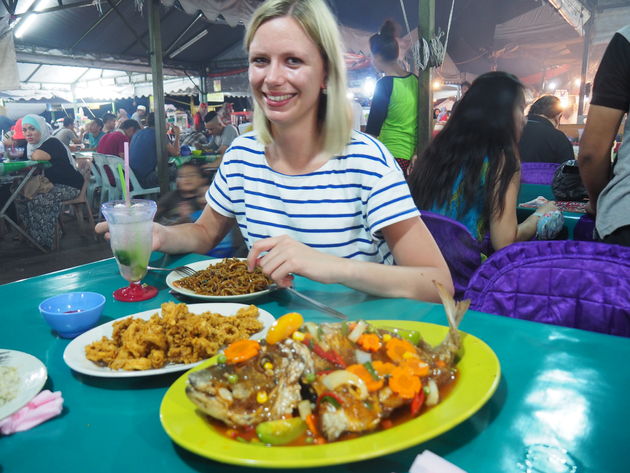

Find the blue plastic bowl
[[39, 292, 106, 338]]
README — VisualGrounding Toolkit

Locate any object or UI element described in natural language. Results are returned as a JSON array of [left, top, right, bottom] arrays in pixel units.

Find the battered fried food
[[173, 258, 272, 296], [85, 302, 263, 371]]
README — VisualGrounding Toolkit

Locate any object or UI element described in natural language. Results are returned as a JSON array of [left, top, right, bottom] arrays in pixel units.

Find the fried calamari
[[85, 302, 263, 371]]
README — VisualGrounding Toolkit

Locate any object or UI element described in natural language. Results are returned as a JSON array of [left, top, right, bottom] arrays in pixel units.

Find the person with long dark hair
[[366, 20, 418, 176], [409, 71, 557, 251]]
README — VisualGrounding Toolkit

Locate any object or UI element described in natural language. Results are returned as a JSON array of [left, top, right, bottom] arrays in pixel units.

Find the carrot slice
[[356, 333, 382, 352], [389, 366, 421, 399], [372, 360, 396, 376], [400, 357, 430, 377], [305, 414, 319, 437], [385, 337, 417, 362], [224, 339, 260, 364], [346, 364, 384, 392]]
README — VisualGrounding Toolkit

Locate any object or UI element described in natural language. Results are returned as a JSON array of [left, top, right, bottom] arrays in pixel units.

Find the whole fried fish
[[186, 337, 314, 427], [186, 282, 468, 442]]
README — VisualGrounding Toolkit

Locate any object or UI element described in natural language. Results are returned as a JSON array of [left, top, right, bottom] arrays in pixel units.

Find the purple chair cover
[[421, 211, 482, 299], [464, 241, 630, 337], [573, 214, 596, 241], [520, 162, 561, 185]]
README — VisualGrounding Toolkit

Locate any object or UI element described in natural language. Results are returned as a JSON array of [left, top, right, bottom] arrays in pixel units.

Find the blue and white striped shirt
[[206, 131, 420, 264]]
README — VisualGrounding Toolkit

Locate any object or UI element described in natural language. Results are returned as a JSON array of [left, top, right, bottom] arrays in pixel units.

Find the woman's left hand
[[247, 235, 343, 287]]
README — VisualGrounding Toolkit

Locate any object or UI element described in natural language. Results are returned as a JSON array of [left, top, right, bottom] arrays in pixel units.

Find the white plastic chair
[[103, 155, 160, 200], [86, 160, 102, 212], [92, 153, 122, 205]]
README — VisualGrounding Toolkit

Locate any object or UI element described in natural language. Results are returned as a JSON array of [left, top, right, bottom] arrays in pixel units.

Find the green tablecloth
[[169, 154, 219, 167], [1, 253, 628, 472], [0, 160, 44, 176], [517, 183, 587, 239]]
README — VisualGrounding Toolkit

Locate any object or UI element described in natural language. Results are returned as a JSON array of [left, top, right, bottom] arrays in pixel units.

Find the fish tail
[[434, 280, 469, 354]]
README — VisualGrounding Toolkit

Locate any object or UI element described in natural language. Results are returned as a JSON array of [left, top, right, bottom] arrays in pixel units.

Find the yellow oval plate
[[159, 320, 500, 468]]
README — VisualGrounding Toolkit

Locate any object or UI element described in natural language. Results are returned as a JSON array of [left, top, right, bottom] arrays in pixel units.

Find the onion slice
[[322, 370, 368, 400], [348, 320, 367, 343], [426, 378, 439, 406]]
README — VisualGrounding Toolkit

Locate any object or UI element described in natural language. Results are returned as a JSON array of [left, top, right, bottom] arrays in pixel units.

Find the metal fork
[[269, 285, 348, 320], [147, 265, 198, 277]]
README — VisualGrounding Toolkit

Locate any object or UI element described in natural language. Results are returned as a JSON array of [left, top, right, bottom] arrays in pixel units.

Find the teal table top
[[518, 183, 587, 239], [1, 253, 629, 472], [0, 160, 43, 177]]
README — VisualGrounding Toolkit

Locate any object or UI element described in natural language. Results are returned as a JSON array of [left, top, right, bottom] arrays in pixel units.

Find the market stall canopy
[[0, 0, 628, 97], [2, 62, 201, 101]]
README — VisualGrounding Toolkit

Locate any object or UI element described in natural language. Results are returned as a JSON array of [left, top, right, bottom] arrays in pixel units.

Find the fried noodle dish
[[85, 302, 263, 371], [186, 283, 468, 446], [174, 258, 272, 296]]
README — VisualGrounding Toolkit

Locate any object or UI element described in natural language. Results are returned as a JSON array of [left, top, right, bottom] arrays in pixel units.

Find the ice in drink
[[101, 199, 157, 302]]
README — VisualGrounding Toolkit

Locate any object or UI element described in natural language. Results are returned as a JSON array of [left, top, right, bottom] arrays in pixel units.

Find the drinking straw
[[123, 141, 131, 207], [117, 163, 129, 205]]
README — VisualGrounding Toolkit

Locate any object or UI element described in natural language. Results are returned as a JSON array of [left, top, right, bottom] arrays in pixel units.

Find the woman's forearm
[[336, 259, 453, 302], [158, 222, 218, 255]]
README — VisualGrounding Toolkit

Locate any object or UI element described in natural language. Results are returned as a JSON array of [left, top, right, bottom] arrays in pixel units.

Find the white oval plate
[[62, 303, 275, 378], [165, 259, 272, 302], [0, 350, 47, 421]]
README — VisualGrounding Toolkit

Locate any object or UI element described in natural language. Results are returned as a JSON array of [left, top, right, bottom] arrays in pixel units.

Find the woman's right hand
[[95, 221, 165, 252]]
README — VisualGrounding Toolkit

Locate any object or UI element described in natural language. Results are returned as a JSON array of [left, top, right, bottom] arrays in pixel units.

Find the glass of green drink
[[101, 199, 157, 302]]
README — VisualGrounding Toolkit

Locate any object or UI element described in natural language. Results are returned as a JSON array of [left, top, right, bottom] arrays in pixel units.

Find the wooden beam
[[148, 0, 169, 194], [417, 0, 435, 155]]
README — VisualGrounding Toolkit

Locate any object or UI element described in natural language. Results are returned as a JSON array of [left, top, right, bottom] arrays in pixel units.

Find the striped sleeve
[[365, 170, 420, 234], [206, 162, 236, 218]]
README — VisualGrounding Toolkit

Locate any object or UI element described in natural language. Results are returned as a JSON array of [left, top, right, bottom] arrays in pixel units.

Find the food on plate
[[173, 258, 272, 296], [0, 366, 20, 406], [85, 302, 263, 371], [186, 283, 468, 445]]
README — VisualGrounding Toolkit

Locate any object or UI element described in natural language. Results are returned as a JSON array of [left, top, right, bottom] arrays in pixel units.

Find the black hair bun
[[380, 19, 397, 38]]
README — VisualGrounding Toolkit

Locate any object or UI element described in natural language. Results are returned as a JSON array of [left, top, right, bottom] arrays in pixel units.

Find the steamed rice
[[0, 366, 20, 406]]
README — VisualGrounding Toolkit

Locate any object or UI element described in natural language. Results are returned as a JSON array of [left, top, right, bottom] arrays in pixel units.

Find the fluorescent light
[[547, 81, 557, 91], [14, 0, 48, 39], [346, 91, 354, 100], [169, 29, 208, 59]]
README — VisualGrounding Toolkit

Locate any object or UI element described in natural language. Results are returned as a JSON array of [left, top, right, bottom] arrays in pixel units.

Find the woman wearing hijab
[[15, 114, 83, 250]]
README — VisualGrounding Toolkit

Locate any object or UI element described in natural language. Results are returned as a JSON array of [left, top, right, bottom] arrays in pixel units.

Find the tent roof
[[1, 0, 628, 99]]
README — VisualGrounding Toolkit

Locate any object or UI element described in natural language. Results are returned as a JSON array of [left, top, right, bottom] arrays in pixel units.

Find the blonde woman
[[97, 0, 452, 301]]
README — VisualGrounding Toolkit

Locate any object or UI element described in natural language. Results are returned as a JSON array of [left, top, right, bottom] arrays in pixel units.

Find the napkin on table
[[0, 390, 63, 435], [409, 450, 468, 473]]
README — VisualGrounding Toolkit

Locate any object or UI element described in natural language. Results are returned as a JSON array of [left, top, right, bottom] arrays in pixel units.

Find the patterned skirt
[[15, 184, 80, 249]]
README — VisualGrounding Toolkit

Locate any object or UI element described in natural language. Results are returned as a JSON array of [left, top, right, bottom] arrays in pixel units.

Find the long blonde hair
[[244, 0, 352, 156]]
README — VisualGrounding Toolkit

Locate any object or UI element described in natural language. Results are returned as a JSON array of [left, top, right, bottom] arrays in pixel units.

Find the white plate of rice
[[0, 350, 47, 421]]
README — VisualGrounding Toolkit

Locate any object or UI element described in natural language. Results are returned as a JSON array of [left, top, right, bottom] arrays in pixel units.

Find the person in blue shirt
[[129, 112, 179, 187], [83, 118, 105, 151]]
